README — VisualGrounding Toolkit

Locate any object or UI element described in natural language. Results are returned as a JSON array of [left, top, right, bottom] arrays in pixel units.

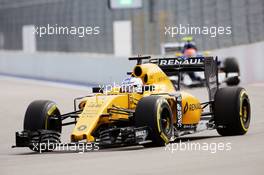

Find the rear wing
[[149, 57, 205, 73], [149, 56, 219, 100], [128, 56, 219, 100]]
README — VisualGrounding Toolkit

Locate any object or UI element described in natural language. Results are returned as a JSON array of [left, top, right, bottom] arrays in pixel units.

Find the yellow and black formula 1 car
[[13, 56, 251, 152]]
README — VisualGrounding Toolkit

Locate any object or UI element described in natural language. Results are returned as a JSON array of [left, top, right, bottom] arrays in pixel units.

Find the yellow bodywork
[[181, 92, 202, 124], [71, 63, 202, 142]]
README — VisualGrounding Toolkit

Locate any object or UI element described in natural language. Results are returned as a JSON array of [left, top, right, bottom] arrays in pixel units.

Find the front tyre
[[223, 57, 240, 86], [24, 100, 62, 152], [223, 57, 240, 74], [214, 87, 250, 136], [135, 96, 173, 147]]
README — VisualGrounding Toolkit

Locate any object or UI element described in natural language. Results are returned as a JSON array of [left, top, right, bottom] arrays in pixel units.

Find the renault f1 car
[[13, 56, 251, 152]]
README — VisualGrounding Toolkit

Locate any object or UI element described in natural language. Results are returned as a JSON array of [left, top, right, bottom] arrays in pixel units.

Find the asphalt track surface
[[0, 76, 264, 175]]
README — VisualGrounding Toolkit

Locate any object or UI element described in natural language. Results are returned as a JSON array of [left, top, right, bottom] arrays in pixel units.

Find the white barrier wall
[[212, 41, 264, 84], [0, 41, 263, 85], [0, 52, 133, 85]]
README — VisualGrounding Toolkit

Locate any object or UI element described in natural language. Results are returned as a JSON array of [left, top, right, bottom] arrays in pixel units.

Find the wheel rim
[[241, 99, 250, 123], [160, 108, 171, 134], [240, 97, 250, 131], [45, 104, 61, 132]]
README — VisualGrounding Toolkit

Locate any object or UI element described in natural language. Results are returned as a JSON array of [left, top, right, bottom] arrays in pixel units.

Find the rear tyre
[[223, 58, 240, 86], [135, 96, 173, 147], [24, 100, 61, 152], [223, 57, 239, 74], [225, 76, 240, 86], [214, 87, 250, 136]]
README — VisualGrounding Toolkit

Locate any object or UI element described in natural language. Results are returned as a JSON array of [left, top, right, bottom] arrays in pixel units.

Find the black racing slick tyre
[[223, 57, 240, 74], [24, 100, 62, 152], [135, 96, 173, 147], [214, 87, 250, 136], [225, 76, 240, 86], [24, 100, 61, 132]]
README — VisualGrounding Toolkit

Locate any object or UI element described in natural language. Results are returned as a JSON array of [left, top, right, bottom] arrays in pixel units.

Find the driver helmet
[[182, 42, 197, 57], [121, 77, 143, 93]]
